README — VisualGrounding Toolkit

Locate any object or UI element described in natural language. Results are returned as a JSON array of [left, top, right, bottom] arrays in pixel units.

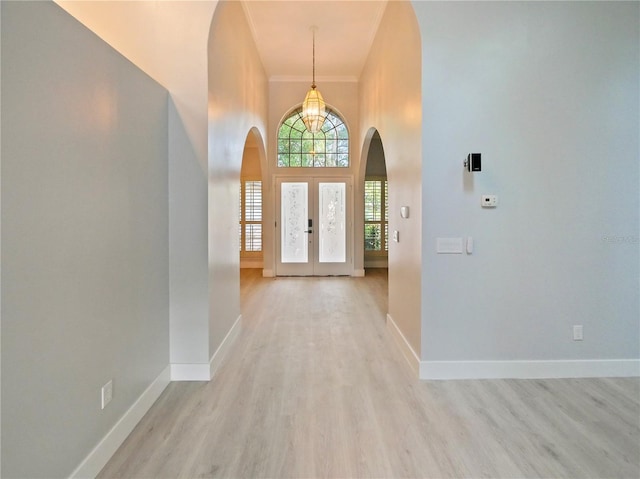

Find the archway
[[239, 128, 266, 271], [358, 127, 391, 321], [361, 130, 389, 270]]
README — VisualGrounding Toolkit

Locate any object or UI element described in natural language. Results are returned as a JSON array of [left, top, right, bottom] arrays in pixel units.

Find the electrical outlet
[[573, 325, 583, 341], [101, 380, 113, 409]]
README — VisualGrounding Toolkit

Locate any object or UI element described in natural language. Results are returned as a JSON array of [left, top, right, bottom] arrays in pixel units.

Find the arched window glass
[[277, 107, 349, 167]]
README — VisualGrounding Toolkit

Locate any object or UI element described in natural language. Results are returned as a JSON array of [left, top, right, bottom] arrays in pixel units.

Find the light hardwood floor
[[99, 269, 640, 478]]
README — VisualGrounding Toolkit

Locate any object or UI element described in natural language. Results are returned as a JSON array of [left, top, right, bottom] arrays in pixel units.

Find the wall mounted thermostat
[[481, 195, 498, 207], [464, 153, 481, 172], [400, 206, 410, 219]]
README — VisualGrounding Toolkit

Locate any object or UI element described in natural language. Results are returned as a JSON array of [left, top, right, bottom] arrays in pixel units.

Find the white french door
[[276, 177, 352, 276]]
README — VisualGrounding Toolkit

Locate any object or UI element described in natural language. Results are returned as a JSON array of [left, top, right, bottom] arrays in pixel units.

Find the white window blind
[[364, 179, 388, 252], [239, 180, 262, 253]]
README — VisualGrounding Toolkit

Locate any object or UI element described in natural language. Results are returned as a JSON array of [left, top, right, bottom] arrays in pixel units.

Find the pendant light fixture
[[302, 26, 326, 133]]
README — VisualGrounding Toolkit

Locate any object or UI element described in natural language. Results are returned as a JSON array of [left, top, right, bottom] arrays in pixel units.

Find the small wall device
[[464, 153, 481, 172], [481, 195, 498, 207], [400, 206, 410, 219]]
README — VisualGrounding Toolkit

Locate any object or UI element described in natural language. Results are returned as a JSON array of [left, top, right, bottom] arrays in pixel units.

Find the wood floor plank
[[98, 269, 640, 478]]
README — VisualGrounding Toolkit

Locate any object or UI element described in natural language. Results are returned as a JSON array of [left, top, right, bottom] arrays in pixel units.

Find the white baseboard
[[71, 314, 244, 477], [170, 362, 210, 381], [386, 314, 420, 376], [352, 269, 365, 277], [69, 365, 171, 479], [209, 314, 242, 378], [420, 359, 640, 380], [262, 269, 274, 278], [171, 314, 242, 381], [384, 313, 640, 380]]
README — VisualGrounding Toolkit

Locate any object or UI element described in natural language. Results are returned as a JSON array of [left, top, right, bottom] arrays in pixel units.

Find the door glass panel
[[318, 182, 346, 263], [281, 182, 308, 263]]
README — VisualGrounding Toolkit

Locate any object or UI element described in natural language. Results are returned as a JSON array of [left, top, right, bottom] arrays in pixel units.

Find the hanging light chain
[[302, 25, 326, 133], [312, 27, 316, 89]]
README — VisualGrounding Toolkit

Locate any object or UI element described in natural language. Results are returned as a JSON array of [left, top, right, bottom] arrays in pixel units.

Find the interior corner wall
[[169, 99, 209, 367], [208, 0, 268, 360], [1, 2, 169, 477], [54, 0, 215, 378], [359, 0, 422, 357], [415, 1, 639, 364], [54, 0, 216, 169]]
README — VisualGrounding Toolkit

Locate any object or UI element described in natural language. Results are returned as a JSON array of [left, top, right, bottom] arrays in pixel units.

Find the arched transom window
[[277, 107, 349, 168]]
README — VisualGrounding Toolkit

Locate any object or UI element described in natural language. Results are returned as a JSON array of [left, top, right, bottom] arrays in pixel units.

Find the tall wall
[[55, 0, 215, 376], [1, 2, 169, 477], [415, 1, 639, 372], [359, 1, 423, 357], [55, 0, 215, 167], [208, 0, 268, 359], [168, 98, 209, 369]]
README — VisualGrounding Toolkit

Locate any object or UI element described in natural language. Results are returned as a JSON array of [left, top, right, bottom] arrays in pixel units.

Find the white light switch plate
[[573, 325, 583, 341], [437, 237, 463, 254], [101, 380, 113, 409]]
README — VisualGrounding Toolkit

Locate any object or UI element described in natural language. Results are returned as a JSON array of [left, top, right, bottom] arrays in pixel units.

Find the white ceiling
[[241, 0, 388, 82]]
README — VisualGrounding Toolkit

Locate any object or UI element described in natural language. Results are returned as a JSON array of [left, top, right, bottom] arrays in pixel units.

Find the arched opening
[[359, 127, 390, 321], [362, 130, 389, 269], [239, 127, 267, 299], [239, 128, 266, 270]]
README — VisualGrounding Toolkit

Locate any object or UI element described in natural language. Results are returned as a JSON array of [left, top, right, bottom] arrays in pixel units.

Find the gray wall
[[169, 99, 209, 366], [365, 133, 387, 177], [1, 2, 169, 477], [207, 0, 268, 359], [416, 1, 639, 361]]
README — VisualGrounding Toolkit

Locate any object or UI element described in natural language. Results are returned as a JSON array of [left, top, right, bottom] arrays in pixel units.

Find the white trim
[[170, 362, 210, 381], [171, 315, 243, 381], [386, 314, 420, 376], [262, 269, 274, 278], [209, 314, 242, 378], [420, 359, 640, 380], [384, 316, 638, 380], [352, 269, 365, 277], [69, 365, 171, 479], [269, 75, 359, 83]]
